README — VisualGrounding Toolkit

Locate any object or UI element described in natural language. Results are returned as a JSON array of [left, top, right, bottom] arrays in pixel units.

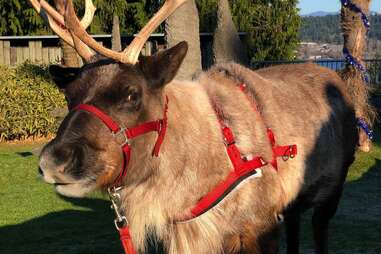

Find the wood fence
[[0, 33, 246, 68], [0, 35, 159, 66], [0, 40, 62, 65]]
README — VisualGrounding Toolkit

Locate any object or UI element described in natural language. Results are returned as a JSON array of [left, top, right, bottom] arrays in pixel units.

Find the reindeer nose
[[38, 166, 44, 176]]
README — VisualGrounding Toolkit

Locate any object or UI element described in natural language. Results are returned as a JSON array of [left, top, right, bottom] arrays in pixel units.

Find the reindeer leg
[[285, 212, 300, 254], [256, 225, 280, 254], [312, 188, 343, 254]]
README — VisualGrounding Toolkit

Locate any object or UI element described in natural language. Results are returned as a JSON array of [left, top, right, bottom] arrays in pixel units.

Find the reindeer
[[32, 0, 364, 253]]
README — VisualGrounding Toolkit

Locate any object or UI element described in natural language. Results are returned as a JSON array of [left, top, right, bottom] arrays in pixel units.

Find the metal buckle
[[112, 128, 130, 147]]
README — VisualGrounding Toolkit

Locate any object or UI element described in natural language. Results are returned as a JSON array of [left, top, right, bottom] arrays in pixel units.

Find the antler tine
[[29, 0, 95, 61], [64, 0, 125, 62], [29, 0, 41, 12], [39, 0, 65, 25], [81, 0, 97, 29], [39, 0, 95, 29], [29, 0, 72, 46], [122, 0, 189, 64]]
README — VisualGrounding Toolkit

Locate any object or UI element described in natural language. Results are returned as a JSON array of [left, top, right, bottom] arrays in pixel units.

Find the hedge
[[0, 63, 66, 141]]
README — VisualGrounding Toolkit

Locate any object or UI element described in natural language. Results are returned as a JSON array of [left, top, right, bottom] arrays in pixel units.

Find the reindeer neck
[[120, 80, 232, 218]]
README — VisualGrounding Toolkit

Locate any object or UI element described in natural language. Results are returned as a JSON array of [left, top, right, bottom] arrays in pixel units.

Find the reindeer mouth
[[54, 182, 72, 186], [54, 180, 95, 198]]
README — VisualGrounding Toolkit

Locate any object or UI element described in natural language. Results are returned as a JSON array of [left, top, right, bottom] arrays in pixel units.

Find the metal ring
[[112, 128, 130, 147], [114, 216, 128, 230]]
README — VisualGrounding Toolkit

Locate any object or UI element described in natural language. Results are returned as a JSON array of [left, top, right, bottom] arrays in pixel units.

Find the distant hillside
[[302, 11, 338, 17], [300, 14, 381, 44]]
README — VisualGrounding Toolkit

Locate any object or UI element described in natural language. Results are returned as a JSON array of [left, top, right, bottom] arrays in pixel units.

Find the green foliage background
[[0, 63, 66, 141], [0, 0, 301, 62], [197, 0, 301, 61]]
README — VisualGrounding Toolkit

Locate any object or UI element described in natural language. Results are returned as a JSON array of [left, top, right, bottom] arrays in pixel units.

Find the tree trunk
[[213, 0, 248, 66], [55, 0, 80, 67], [341, 0, 374, 152], [112, 15, 122, 52], [165, 0, 202, 80]]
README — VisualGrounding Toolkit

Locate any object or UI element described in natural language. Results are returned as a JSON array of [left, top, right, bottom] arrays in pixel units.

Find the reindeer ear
[[49, 65, 81, 90], [139, 41, 188, 89]]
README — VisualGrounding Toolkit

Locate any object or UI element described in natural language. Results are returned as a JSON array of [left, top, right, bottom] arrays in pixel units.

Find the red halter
[[73, 97, 168, 254], [74, 96, 169, 187]]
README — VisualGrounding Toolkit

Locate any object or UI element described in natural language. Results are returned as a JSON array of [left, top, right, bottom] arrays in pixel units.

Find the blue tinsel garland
[[343, 48, 370, 82], [340, 0, 371, 31], [341, 0, 373, 140], [357, 118, 374, 140]]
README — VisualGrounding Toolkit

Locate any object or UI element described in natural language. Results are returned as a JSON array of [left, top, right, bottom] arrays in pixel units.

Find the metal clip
[[108, 187, 128, 230], [114, 216, 128, 230]]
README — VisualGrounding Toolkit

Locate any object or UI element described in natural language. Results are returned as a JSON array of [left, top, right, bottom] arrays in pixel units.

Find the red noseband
[[74, 96, 169, 186]]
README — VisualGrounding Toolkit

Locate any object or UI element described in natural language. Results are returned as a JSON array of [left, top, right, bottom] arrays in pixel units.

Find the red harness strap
[[181, 83, 297, 221], [239, 83, 297, 170], [266, 128, 297, 169], [74, 96, 168, 254], [188, 123, 267, 219]]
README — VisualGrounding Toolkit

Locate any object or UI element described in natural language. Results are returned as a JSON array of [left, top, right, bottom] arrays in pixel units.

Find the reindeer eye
[[127, 92, 138, 102]]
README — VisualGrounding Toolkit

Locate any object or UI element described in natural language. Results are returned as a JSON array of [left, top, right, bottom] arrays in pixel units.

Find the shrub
[[0, 63, 66, 141]]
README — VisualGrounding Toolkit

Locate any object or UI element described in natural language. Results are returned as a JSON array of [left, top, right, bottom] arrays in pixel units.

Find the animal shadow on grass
[[0, 196, 165, 254], [16, 152, 34, 157], [334, 159, 381, 253], [0, 197, 122, 254]]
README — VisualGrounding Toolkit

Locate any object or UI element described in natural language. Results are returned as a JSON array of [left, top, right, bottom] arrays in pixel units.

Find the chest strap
[[238, 83, 297, 170], [180, 83, 297, 222]]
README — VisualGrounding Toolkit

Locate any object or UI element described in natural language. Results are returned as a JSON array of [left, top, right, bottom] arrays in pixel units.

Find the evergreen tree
[[2, 0, 301, 63], [230, 0, 301, 61], [0, 0, 47, 35], [196, 0, 218, 32], [197, 0, 301, 61]]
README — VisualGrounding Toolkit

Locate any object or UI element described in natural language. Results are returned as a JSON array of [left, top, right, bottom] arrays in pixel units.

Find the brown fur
[[113, 62, 355, 253], [40, 45, 358, 253]]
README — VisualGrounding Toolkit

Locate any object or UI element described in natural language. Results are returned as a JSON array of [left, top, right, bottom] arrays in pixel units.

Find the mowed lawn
[[0, 135, 380, 254]]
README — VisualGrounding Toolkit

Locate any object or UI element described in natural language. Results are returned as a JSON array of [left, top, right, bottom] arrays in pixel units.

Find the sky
[[298, 0, 381, 15]]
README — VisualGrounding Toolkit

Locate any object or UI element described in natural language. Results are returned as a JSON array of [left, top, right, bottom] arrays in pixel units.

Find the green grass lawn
[[0, 138, 380, 254], [0, 142, 122, 254]]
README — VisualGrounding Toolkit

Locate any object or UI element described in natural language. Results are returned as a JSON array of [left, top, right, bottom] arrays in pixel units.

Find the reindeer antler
[[28, 0, 95, 61], [29, 0, 189, 64], [122, 0, 188, 64]]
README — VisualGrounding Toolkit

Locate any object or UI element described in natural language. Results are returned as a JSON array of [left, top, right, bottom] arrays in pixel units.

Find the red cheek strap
[[73, 96, 168, 186]]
